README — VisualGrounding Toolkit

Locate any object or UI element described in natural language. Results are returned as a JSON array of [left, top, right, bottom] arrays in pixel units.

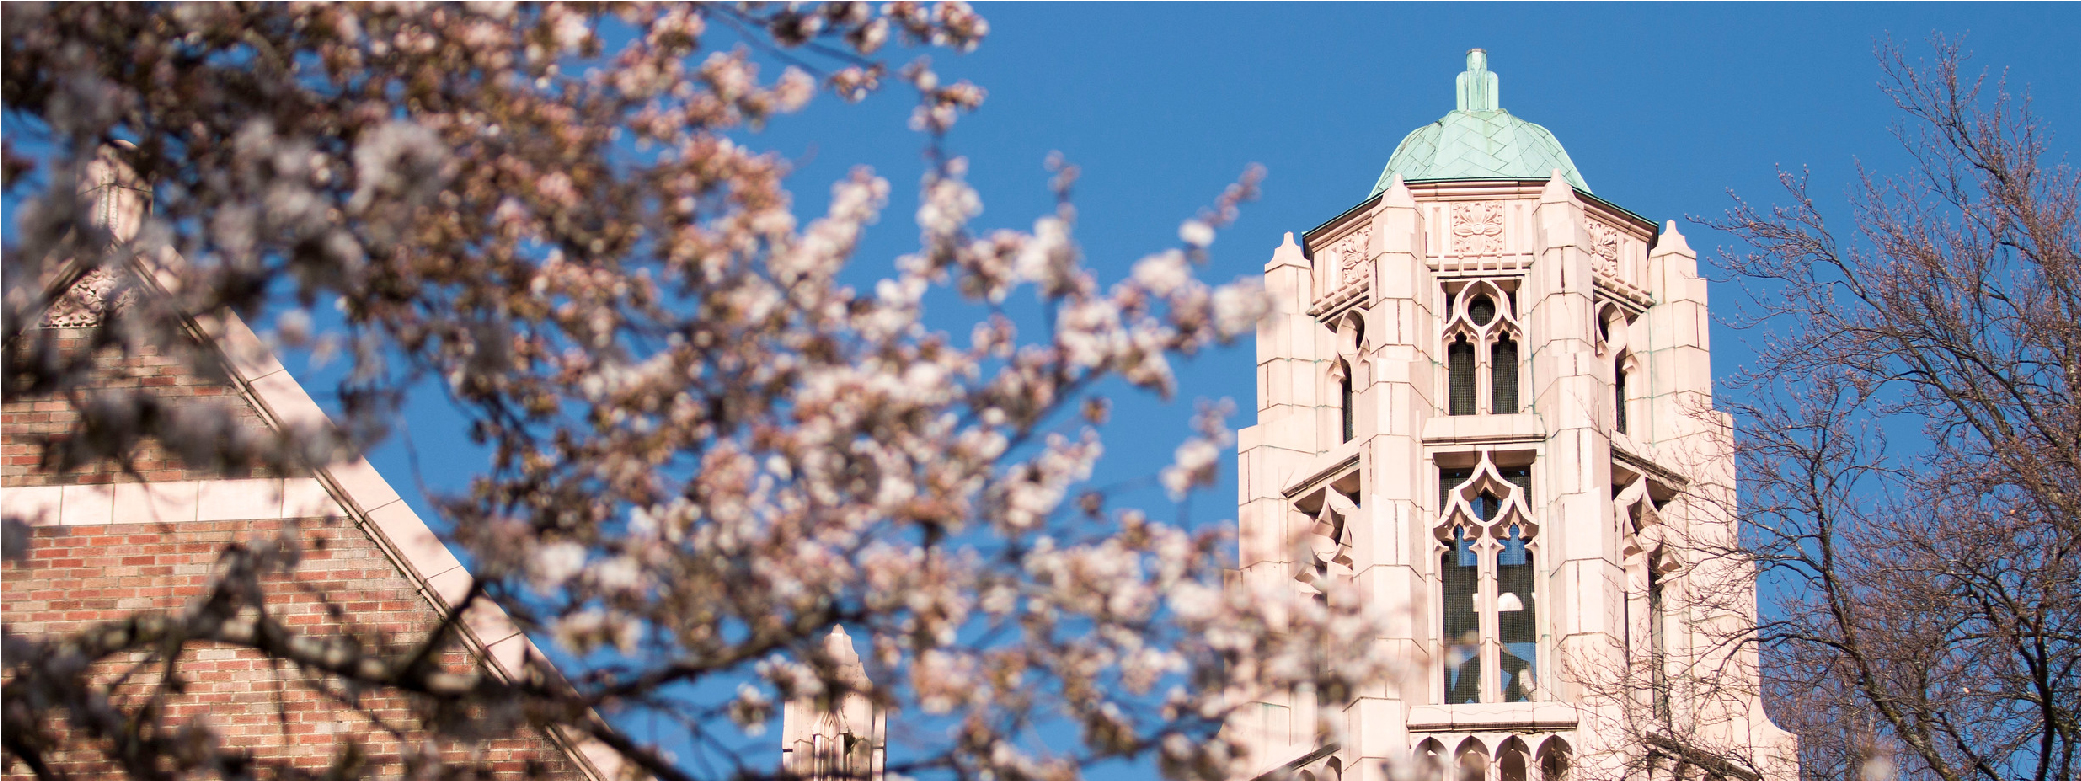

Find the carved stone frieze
[[1587, 219, 1621, 278], [1450, 202, 1504, 256], [41, 266, 134, 328], [1334, 223, 1372, 281]]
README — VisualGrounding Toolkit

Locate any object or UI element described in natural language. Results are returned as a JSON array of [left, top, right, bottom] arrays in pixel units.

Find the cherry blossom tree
[[3, 4, 1394, 780]]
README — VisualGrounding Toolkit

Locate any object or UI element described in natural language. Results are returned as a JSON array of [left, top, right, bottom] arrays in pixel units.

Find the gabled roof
[[5, 149, 628, 780]]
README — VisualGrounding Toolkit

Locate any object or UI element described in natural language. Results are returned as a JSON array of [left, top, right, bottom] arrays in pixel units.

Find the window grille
[[1441, 525, 1482, 705], [1439, 468, 1473, 511], [1437, 461, 1537, 705], [1649, 564, 1670, 723], [1491, 337, 1518, 414], [1614, 360, 1629, 434], [1501, 466, 1531, 498], [1468, 295, 1496, 326], [1340, 369, 1355, 443], [1497, 523, 1537, 702], [1448, 338, 1476, 416]]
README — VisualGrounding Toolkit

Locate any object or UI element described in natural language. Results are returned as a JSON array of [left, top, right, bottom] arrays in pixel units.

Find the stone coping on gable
[[4, 476, 341, 527]]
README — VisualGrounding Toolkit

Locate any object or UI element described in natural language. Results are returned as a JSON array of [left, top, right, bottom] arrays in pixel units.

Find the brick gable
[[4, 255, 615, 778], [3, 518, 585, 779]]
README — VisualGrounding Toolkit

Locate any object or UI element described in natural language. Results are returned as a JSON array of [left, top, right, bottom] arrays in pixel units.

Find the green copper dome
[[1369, 50, 1590, 197]]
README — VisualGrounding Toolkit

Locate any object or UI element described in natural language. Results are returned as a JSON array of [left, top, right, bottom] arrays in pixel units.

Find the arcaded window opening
[[1293, 470, 1362, 598], [1340, 362, 1355, 443], [1615, 470, 1684, 727], [1447, 337, 1476, 416], [1434, 451, 1541, 705], [1441, 278, 1523, 416], [1597, 302, 1641, 437], [1331, 312, 1366, 441], [1491, 335, 1519, 414], [1536, 738, 1572, 781]]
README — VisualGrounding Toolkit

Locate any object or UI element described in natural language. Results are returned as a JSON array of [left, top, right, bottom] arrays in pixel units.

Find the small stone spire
[[1455, 49, 1500, 112], [1268, 231, 1309, 270], [781, 627, 885, 781]]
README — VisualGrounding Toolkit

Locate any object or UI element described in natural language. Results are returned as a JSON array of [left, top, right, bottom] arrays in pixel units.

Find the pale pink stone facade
[[1231, 174, 1798, 781]]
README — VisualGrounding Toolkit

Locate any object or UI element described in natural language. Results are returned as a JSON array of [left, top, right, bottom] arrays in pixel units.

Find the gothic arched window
[[1599, 304, 1640, 437], [1614, 356, 1630, 434], [1497, 738, 1532, 781], [1332, 312, 1366, 440], [1442, 280, 1523, 416], [1340, 362, 1356, 443], [1435, 455, 1540, 705], [1536, 738, 1572, 781]]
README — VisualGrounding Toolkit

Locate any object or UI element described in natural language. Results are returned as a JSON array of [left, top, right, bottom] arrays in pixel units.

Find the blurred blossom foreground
[[18, 4, 2027, 781]]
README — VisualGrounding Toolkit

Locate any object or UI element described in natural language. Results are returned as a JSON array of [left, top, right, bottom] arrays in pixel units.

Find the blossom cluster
[[3, 4, 1391, 781]]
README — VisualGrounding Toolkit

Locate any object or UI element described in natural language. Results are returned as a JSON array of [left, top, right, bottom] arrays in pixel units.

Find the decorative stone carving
[[41, 266, 133, 328], [1323, 223, 1372, 290], [1450, 202, 1504, 256], [1587, 220, 1620, 277]]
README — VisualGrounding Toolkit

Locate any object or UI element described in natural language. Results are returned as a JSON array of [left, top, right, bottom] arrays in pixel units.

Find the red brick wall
[[1, 517, 587, 779], [4, 321, 591, 778], [2, 327, 276, 487]]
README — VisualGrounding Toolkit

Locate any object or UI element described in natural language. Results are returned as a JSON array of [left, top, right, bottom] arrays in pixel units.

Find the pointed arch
[[1536, 737, 1572, 781], [1447, 335, 1477, 416], [1497, 737, 1533, 781], [1453, 738, 1491, 781], [1440, 454, 1537, 532], [1614, 349, 1639, 435], [1435, 451, 1540, 705], [1414, 739, 1449, 781], [1491, 333, 1519, 414], [1338, 359, 1356, 443], [1442, 277, 1524, 416]]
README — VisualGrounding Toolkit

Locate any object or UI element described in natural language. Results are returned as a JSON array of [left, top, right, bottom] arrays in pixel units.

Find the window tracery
[[1442, 280, 1522, 416], [1408, 735, 1572, 781], [1293, 472, 1361, 598], [1615, 473, 1681, 724], [1435, 452, 1540, 705], [1332, 312, 1366, 442], [1595, 302, 1640, 435]]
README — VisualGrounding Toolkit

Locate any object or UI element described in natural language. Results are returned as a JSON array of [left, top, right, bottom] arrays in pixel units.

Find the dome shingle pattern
[[1369, 50, 1590, 197]]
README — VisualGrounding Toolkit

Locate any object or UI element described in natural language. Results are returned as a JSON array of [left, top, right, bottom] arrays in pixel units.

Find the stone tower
[[780, 628, 887, 781], [1231, 51, 1796, 781]]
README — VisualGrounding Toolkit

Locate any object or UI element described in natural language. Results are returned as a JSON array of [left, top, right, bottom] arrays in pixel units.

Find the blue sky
[[10, 2, 2081, 774], [703, 2, 2081, 518], [344, 3, 2081, 765]]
